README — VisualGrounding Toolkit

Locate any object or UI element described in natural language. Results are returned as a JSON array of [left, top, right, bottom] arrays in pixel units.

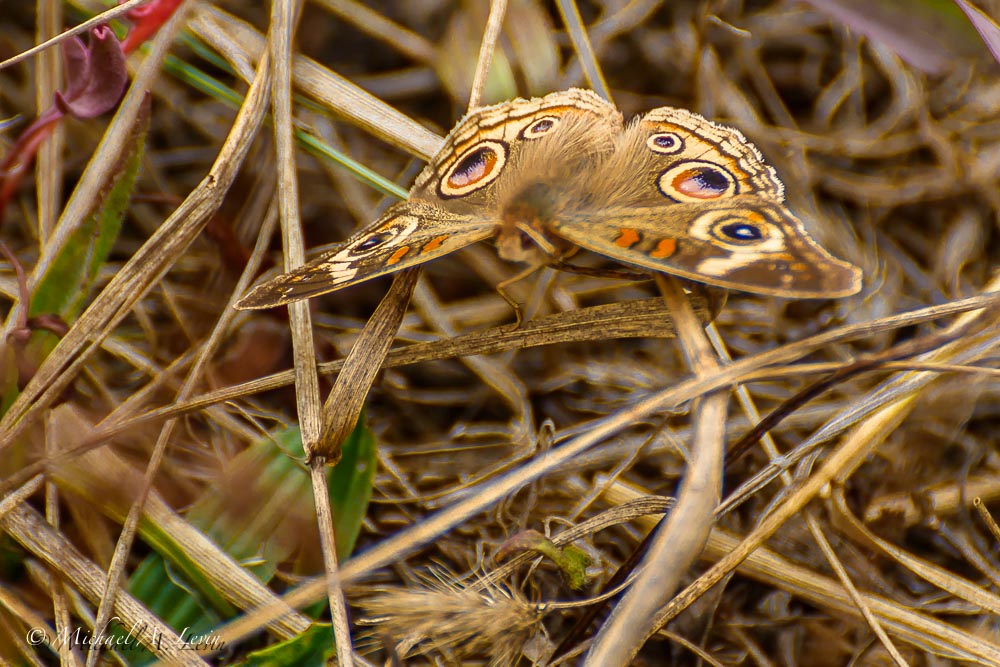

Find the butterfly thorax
[[496, 181, 577, 265]]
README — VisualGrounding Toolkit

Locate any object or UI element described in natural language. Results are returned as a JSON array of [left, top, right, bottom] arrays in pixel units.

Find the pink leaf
[[802, 0, 981, 74], [53, 26, 128, 119], [954, 0, 1000, 64]]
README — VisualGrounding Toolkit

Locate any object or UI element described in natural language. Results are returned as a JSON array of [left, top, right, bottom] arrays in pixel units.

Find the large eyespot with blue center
[[438, 140, 508, 198], [706, 214, 774, 247], [719, 222, 763, 242], [646, 131, 685, 155], [519, 116, 560, 139], [657, 160, 737, 203]]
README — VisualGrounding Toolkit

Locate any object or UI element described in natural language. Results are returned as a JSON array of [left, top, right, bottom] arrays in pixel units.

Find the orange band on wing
[[387, 246, 411, 265], [421, 235, 449, 254], [614, 228, 641, 248], [650, 238, 677, 259]]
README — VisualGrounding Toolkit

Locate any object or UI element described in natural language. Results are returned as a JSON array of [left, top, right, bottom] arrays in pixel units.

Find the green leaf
[[496, 529, 592, 590], [234, 624, 334, 667], [0, 94, 148, 412], [327, 412, 377, 559]]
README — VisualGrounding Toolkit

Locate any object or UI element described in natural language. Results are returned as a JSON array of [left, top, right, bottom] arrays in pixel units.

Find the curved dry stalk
[[584, 275, 725, 665], [468, 0, 508, 109], [710, 326, 906, 665]]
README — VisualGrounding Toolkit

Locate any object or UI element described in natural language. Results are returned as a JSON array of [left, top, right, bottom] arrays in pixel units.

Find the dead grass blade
[[190, 5, 443, 160], [2, 502, 210, 666], [554, 0, 612, 101], [603, 481, 1000, 665]]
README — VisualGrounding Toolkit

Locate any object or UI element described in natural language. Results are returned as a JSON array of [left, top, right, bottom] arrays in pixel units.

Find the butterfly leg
[[547, 259, 649, 282], [666, 279, 729, 325], [495, 264, 545, 327]]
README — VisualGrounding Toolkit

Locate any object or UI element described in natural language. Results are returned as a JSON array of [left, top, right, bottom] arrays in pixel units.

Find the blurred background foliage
[[0, 0, 998, 664]]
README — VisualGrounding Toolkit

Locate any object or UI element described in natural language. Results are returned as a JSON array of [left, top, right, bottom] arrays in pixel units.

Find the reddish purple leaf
[[954, 0, 1000, 64], [802, 0, 981, 73], [53, 26, 128, 119]]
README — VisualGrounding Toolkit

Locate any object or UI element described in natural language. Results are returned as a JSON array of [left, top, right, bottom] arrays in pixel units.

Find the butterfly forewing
[[550, 196, 862, 298], [236, 201, 495, 309]]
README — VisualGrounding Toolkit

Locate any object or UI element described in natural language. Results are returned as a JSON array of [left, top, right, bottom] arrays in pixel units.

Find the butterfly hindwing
[[546, 103, 861, 297], [574, 105, 786, 213]]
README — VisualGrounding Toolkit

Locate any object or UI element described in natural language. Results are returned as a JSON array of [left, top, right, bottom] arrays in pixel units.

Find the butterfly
[[236, 89, 861, 310]]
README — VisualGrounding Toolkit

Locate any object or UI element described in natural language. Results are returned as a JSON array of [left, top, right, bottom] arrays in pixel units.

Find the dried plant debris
[[358, 569, 548, 666], [0, 1, 999, 665]]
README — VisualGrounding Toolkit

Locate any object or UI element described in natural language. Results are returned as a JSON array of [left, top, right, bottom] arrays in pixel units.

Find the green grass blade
[[29, 100, 147, 320], [124, 421, 376, 654]]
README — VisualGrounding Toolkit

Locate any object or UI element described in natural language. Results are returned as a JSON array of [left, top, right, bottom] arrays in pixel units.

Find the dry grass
[[1, 1, 999, 665]]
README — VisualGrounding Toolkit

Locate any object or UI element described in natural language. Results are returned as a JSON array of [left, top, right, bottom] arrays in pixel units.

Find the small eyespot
[[520, 116, 559, 139], [340, 215, 421, 259], [439, 140, 508, 198], [720, 223, 763, 241], [355, 234, 387, 251], [647, 132, 684, 154], [657, 160, 737, 203]]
